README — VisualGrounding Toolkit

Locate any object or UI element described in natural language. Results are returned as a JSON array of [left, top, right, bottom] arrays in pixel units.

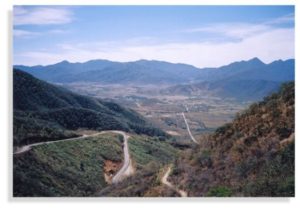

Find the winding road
[[13, 130, 134, 183], [111, 131, 134, 183], [14, 132, 102, 155], [161, 166, 187, 197]]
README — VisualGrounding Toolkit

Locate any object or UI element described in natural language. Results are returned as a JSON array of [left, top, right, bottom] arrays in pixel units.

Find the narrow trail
[[161, 166, 187, 197], [181, 112, 199, 144], [13, 130, 134, 184], [161, 104, 198, 197]]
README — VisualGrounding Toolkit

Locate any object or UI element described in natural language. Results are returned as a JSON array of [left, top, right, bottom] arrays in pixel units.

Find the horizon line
[[13, 57, 295, 69]]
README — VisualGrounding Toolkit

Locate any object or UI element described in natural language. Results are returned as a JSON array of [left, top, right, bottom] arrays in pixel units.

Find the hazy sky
[[13, 6, 294, 67]]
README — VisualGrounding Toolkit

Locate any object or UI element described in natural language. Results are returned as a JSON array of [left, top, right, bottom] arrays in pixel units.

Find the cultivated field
[[62, 83, 251, 142]]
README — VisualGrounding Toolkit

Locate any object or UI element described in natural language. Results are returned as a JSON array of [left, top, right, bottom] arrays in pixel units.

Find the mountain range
[[14, 58, 294, 85], [14, 58, 294, 101], [14, 59, 200, 84]]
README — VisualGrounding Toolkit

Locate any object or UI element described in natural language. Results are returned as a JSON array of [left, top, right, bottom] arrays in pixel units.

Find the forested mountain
[[162, 58, 294, 101], [14, 59, 201, 84], [13, 69, 166, 146], [170, 82, 295, 196], [14, 58, 294, 85]]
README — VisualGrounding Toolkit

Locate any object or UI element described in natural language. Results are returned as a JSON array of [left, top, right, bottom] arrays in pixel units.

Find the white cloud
[[13, 29, 40, 38], [14, 29, 69, 38], [14, 6, 73, 25], [14, 13, 294, 67], [183, 13, 294, 41], [185, 23, 272, 40]]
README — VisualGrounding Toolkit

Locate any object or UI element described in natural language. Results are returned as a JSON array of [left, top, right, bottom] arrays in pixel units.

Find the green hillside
[[14, 133, 179, 197], [98, 135, 179, 197], [13, 69, 167, 146], [13, 133, 123, 196]]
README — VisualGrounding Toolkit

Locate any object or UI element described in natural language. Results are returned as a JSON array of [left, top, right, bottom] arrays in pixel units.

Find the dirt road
[[14, 130, 134, 183], [181, 112, 199, 144], [161, 166, 187, 197], [111, 131, 134, 183], [13, 133, 99, 155]]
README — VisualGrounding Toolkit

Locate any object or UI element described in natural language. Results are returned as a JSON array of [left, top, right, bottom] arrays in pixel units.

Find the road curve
[[111, 131, 134, 183], [14, 132, 102, 155], [13, 130, 134, 184], [161, 166, 187, 197], [181, 112, 199, 144]]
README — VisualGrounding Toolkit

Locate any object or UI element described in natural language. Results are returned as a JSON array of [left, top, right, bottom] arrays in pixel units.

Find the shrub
[[207, 186, 232, 197]]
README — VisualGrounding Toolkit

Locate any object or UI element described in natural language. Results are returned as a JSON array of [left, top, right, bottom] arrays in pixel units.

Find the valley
[[11, 5, 295, 199], [13, 57, 295, 197], [61, 82, 250, 142]]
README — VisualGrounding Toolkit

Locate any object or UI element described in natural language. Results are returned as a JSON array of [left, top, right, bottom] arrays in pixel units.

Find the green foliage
[[13, 134, 123, 197], [13, 112, 79, 146], [128, 135, 178, 168], [98, 135, 179, 197], [13, 69, 167, 146], [32, 108, 129, 131], [128, 123, 168, 138], [207, 186, 232, 197]]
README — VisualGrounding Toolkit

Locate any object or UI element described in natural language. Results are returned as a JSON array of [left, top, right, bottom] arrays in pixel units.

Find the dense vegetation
[[14, 129, 179, 197], [98, 135, 179, 197], [14, 133, 123, 197], [169, 82, 295, 196], [128, 135, 178, 168], [13, 69, 166, 146], [98, 162, 178, 197]]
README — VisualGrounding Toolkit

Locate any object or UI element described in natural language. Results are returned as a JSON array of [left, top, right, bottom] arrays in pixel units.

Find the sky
[[13, 6, 294, 68]]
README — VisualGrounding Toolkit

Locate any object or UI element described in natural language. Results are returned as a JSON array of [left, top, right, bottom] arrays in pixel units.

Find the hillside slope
[[98, 135, 179, 197], [14, 133, 123, 196], [162, 79, 282, 101], [14, 69, 166, 146], [14, 133, 179, 197], [170, 82, 295, 196]]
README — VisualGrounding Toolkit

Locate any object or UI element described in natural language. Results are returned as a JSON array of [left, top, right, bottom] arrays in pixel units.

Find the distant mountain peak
[[14, 57, 294, 84], [84, 59, 112, 64], [247, 57, 265, 65], [268, 59, 295, 67], [56, 60, 70, 65], [61, 60, 70, 63]]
